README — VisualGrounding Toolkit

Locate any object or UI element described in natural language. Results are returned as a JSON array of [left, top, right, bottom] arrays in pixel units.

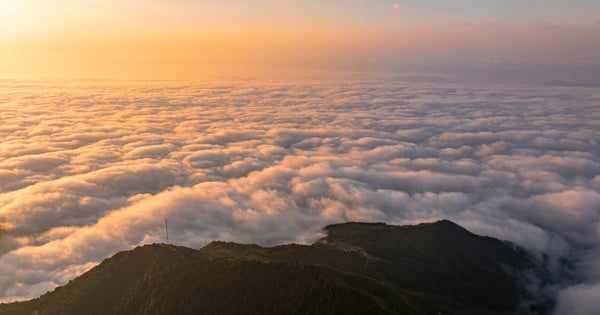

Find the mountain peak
[[324, 219, 464, 230], [0, 221, 538, 315], [321, 219, 473, 244]]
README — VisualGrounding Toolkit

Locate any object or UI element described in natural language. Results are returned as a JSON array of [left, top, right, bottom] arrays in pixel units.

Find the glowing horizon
[[1, 0, 599, 81]]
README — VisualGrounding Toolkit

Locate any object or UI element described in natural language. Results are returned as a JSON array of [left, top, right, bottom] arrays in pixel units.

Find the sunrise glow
[[0, 0, 598, 81]]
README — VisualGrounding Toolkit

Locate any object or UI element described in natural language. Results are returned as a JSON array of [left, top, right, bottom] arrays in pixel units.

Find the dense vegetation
[[0, 221, 539, 315]]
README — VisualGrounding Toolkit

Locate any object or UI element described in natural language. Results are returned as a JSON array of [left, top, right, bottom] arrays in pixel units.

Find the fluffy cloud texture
[[0, 81, 599, 313]]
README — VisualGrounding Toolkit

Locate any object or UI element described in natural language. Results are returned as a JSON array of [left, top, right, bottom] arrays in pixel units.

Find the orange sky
[[1, 0, 599, 81]]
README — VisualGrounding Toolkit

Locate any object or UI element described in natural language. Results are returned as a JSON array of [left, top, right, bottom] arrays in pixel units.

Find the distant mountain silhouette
[[0, 221, 544, 315], [542, 79, 600, 87]]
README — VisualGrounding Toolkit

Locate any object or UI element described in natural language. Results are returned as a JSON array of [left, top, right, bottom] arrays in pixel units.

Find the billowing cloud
[[554, 283, 600, 315], [0, 81, 599, 314]]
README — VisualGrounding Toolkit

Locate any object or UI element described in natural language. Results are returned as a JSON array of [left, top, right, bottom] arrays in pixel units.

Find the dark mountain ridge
[[0, 220, 547, 315]]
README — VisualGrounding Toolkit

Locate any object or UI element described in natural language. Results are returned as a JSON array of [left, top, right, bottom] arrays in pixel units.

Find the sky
[[1, 0, 599, 82]]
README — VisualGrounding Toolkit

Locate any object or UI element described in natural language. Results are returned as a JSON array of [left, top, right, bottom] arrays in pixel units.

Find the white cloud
[[554, 284, 600, 315], [0, 81, 598, 314]]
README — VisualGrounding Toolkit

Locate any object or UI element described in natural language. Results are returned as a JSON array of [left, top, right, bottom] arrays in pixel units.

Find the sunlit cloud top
[[1, 80, 599, 311]]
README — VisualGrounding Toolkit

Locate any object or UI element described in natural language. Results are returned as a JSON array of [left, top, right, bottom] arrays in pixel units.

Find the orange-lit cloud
[[1, 81, 600, 304]]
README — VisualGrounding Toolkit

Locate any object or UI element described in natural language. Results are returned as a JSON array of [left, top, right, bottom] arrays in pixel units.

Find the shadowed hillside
[[0, 221, 543, 315]]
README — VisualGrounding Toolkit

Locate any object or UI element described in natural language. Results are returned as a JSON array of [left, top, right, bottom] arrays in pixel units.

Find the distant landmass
[[542, 79, 600, 88], [0, 221, 549, 315]]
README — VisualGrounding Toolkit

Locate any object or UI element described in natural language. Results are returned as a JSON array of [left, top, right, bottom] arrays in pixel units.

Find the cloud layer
[[0, 81, 599, 313]]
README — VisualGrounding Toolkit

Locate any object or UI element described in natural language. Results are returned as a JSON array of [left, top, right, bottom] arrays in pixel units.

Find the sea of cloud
[[0, 80, 598, 313]]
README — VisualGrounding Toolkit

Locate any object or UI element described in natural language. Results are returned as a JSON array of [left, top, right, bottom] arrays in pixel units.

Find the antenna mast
[[165, 218, 169, 243]]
